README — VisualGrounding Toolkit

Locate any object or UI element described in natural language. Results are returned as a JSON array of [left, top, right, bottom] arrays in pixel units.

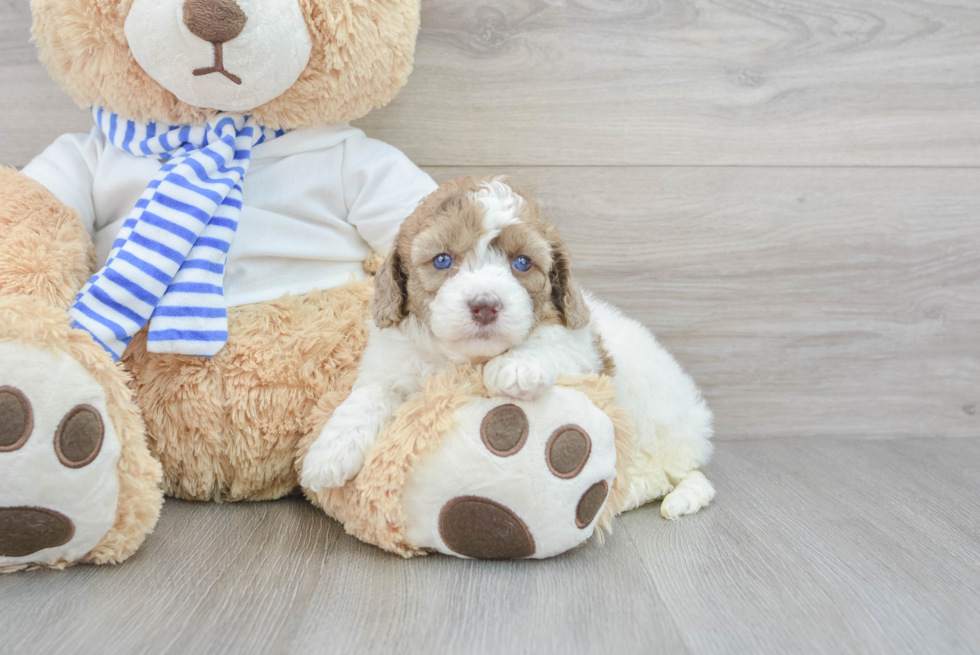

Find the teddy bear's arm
[[340, 134, 438, 254]]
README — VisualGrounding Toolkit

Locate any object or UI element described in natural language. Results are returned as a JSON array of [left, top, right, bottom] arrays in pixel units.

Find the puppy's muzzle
[[469, 299, 502, 326]]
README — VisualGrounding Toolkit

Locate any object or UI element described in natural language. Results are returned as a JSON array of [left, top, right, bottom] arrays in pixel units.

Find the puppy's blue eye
[[433, 253, 453, 270], [512, 256, 532, 272]]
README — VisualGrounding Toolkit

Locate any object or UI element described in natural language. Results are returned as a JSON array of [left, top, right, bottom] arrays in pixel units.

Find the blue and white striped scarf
[[70, 108, 285, 360]]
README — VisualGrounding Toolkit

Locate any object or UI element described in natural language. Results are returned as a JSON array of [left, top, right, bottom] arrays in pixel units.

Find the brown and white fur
[[301, 176, 715, 518]]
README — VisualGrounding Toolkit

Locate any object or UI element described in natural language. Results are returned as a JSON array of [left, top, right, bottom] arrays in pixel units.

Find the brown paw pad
[[0, 507, 75, 558], [55, 405, 104, 469], [546, 425, 591, 479], [576, 481, 609, 529], [0, 386, 33, 453], [480, 404, 529, 457], [439, 496, 535, 559]]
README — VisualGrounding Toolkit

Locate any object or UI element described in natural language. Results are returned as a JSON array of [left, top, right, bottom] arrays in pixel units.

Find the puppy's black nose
[[183, 0, 247, 44], [469, 300, 501, 326]]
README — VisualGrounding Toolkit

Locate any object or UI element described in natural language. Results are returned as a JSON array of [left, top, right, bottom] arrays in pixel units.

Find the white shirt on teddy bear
[[22, 123, 437, 308]]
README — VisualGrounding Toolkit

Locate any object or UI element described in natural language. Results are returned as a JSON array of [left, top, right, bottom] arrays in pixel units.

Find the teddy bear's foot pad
[[403, 388, 618, 559], [439, 496, 535, 559], [0, 342, 121, 567]]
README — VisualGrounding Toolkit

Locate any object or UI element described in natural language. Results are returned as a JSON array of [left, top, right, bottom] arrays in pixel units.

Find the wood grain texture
[[3, 1, 979, 653], [423, 166, 980, 440], [1, 2, 979, 440], [3, 0, 980, 167], [365, 0, 980, 166], [2, 438, 978, 655], [619, 437, 980, 655]]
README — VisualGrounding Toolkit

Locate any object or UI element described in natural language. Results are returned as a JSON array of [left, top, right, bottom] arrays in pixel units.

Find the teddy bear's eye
[[512, 256, 532, 272], [433, 254, 453, 270]]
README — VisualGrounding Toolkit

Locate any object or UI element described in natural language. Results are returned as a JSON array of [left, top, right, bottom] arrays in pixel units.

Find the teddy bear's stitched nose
[[183, 0, 248, 45]]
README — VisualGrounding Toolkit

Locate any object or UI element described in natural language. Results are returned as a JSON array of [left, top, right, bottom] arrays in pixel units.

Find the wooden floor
[[2, 0, 979, 653], [2, 438, 978, 655]]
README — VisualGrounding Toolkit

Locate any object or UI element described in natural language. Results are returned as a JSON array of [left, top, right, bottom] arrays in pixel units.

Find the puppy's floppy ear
[[547, 226, 590, 330], [371, 249, 408, 328]]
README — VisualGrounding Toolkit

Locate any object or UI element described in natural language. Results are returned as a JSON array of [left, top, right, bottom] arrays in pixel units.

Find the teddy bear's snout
[[182, 0, 249, 85], [183, 0, 247, 45]]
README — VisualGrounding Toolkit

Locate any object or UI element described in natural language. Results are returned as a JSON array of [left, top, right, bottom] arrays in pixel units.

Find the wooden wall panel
[[423, 166, 980, 439], [1, 1, 977, 439], [3, 1, 979, 166]]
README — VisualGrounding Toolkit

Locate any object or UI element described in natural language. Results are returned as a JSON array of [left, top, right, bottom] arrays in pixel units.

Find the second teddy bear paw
[[0, 342, 123, 568], [400, 387, 618, 559]]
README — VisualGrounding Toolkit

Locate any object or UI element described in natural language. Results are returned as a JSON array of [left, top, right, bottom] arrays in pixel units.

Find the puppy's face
[[373, 176, 590, 360]]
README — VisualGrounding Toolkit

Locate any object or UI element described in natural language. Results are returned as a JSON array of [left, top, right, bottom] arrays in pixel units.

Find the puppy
[[302, 176, 715, 518]]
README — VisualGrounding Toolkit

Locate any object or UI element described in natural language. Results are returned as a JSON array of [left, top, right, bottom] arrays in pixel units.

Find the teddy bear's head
[[31, 0, 421, 128]]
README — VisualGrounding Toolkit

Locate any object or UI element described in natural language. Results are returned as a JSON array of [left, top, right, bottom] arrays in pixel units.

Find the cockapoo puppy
[[302, 176, 715, 518]]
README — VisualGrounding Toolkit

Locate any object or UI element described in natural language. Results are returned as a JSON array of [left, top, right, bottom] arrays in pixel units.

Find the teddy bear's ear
[[371, 250, 408, 328]]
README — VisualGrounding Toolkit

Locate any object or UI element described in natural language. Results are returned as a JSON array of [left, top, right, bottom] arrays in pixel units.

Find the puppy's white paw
[[301, 427, 368, 492], [484, 354, 557, 400], [660, 489, 700, 519], [660, 471, 715, 520]]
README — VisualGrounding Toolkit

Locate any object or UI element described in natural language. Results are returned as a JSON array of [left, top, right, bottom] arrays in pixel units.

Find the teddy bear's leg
[[0, 169, 162, 572], [0, 167, 95, 307], [398, 391, 621, 558], [306, 372, 625, 559]]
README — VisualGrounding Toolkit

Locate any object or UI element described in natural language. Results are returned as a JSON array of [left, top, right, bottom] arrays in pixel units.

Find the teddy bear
[[1, 0, 650, 570]]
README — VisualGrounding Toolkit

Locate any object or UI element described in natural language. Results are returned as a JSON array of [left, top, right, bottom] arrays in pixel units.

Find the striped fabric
[[69, 108, 285, 360]]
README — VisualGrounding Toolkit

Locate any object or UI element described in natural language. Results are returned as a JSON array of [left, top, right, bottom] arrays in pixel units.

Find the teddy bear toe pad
[[403, 388, 617, 559], [0, 343, 121, 566]]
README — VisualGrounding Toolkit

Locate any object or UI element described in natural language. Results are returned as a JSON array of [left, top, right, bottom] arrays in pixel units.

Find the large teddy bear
[[0, 0, 643, 570]]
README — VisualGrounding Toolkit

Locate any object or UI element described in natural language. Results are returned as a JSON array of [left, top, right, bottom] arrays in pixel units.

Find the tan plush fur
[[0, 295, 163, 572], [0, 168, 95, 310], [31, 0, 421, 130], [123, 279, 374, 501], [299, 366, 634, 557]]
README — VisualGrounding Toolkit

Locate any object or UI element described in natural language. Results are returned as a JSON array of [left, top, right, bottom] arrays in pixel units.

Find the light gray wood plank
[[2, 438, 979, 655], [0, 500, 688, 655], [620, 437, 980, 655], [285, 517, 685, 655], [423, 166, 980, 440], [3, 1, 980, 167], [0, 0, 92, 166]]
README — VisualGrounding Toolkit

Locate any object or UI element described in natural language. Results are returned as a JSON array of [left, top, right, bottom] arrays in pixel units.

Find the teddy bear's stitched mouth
[[184, 0, 247, 85], [193, 42, 242, 86]]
